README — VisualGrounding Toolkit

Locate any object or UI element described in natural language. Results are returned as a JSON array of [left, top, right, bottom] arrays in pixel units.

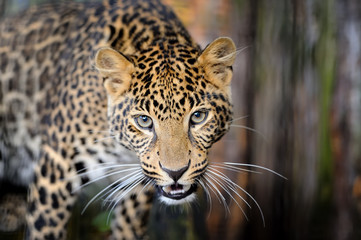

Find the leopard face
[[96, 38, 236, 204]]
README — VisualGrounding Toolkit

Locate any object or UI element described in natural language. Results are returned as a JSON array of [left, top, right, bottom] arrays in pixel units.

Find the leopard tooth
[[162, 184, 191, 195], [171, 190, 183, 195]]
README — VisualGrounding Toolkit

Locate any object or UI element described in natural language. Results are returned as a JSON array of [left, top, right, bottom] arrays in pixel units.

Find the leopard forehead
[[129, 45, 211, 118], [114, 45, 233, 123]]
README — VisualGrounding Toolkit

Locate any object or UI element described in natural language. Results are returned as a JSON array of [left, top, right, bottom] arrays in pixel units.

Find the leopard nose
[[159, 160, 190, 182]]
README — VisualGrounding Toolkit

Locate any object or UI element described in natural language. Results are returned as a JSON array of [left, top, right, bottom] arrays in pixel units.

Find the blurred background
[[1, 0, 361, 239]]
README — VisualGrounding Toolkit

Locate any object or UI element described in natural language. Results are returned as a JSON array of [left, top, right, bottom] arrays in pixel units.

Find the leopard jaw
[[162, 184, 191, 195], [159, 193, 197, 205], [157, 183, 197, 204]]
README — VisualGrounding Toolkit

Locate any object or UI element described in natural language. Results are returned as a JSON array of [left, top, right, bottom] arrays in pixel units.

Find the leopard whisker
[[69, 163, 141, 180], [86, 173, 143, 215], [81, 169, 142, 214], [107, 176, 144, 223], [196, 178, 213, 218], [202, 175, 230, 215], [138, 178, 153, 195], [208, 167, 266, 227], [205, 172, 249, 221], [104, 172, 144, 206], [106, 175, 146, 223], [73, 167, 141, 193], [196, 178, 212, 207], [221, 162, 287, 179], [230, 124, 268, 141], [86, 169, 142, 201], [75, 162, 140, 172], [209, 163, 261, 175], [208, 167, 253, 210], [207, 168, 254, 213], [201, 176, 222, 207], [227, 115, 249, 123], [105, 176, 146, 224], [88, 162, 140, 167], [112, 175, 145, 204]]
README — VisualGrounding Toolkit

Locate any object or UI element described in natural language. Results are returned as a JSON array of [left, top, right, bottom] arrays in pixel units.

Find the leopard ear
[[95, 47, 134, 98], [198, 37, 236, 89]]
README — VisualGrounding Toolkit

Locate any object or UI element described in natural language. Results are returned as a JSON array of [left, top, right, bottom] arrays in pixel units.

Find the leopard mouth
[[158, 183, 197, 200]]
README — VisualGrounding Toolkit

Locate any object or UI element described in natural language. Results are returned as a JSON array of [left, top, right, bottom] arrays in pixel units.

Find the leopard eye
[[190, 111, 208, 125], [135, 115, 153, 129]]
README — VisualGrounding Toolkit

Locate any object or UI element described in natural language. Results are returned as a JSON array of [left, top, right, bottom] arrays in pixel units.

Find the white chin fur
[[159, 193, 197, 205]]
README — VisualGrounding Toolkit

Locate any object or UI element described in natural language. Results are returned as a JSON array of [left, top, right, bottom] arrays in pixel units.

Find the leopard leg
[[26, 145, 80, 240], [110, 184, 154, 240]]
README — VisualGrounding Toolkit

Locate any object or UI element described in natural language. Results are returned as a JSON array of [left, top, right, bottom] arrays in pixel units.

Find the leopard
[[0, 0, 237, 239]]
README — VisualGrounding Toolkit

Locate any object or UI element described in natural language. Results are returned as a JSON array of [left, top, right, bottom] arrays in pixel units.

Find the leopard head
[[95, 38, 236, 204]]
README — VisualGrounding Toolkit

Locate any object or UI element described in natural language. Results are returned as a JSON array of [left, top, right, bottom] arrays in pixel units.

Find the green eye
[[135, 115, 153, 129], [190, 111, 207, 125]]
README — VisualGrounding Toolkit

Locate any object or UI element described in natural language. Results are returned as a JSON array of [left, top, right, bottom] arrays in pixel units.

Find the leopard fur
[[0, 0, 236, 239]]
